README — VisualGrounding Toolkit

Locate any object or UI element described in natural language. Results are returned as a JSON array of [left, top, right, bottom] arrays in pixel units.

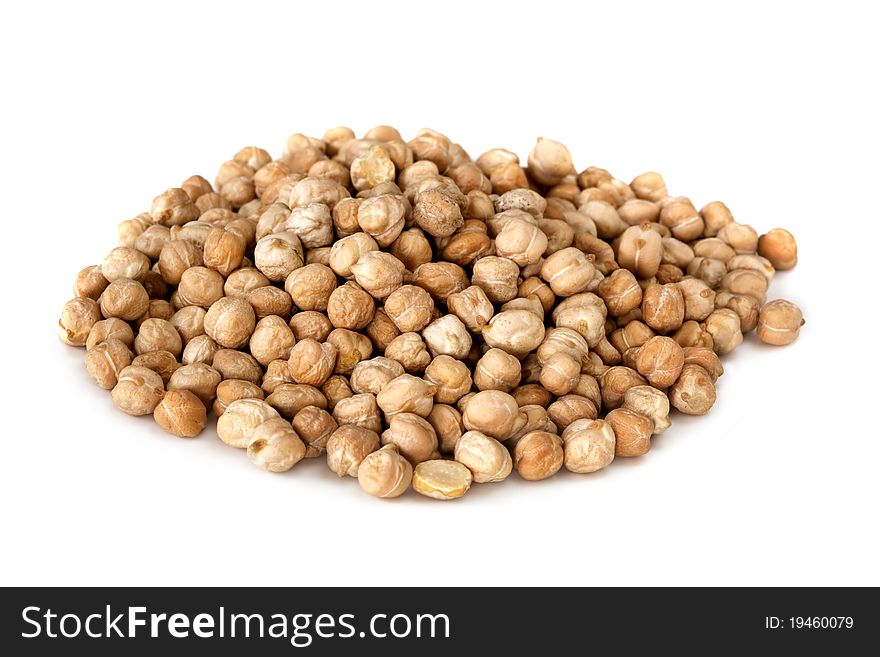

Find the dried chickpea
[[757, 228, 797, 270], [513, 431, 564, 481], [411, 261, 470, 301], [669, 364, 717, 415], [154, 389, 207, 438], [424, 355, 473, 404], [600, 366, 648, 410], [322, 375, 353, 411], [85, 339, 133, 389], [381, 413, 438, 465], [249, 315, 295, 366], [641, 282, 685, 333], [287, 339, 337, 386], [704, 308, 743, 355], [427, 404, 464, 454], [217, 398, 280, 448], [376, 374, 437, 418], [617, 224, 663, 279], [293, 406, 338, 454], [112, 366, 165, 416], [547, 395, 599, 430], [289, 311, 333, 343], [167, 363, 222, 405], [86, 318, 134, 351], [99, 279, 150, 322], [598, 269, 642, 317], [756, 299, 804, 346], [247, 418, 306, 472], [539, 352, 581, 396], [357, 194, 406, 246], [494, 217, 548, 266], [622, 386, 671, 434], [540, 247, 596, 297], [204, 297, 256, 349], [606, 408, 653, 457], [562, 419, 616, 473], [284, 263, 336, 312], [422, 315, 472, 359], [213, 349, 262, 385], [332, 393, 382, 433], [718, 222, 759, 254], [327, 282, 375, 330], [462, 390, 524, 440], [454, 430, 512, 483], [60, 297, 102, 346], [327, 425, 380, 477], [102, 247, 151, 283], [633, 336, 685, 388], [382, 285, 434, 334], [350, 251, 405, 299], [473, 348, 522, 392], [213, 379, 264, 416], [357, 444, 413, 499], [326, 328, 372, 374], [131, 350, 180, 385], [630, 172, 667, 202], [203, 227, 246, 277], [471, 256, 519, 303], [385, 332, 432, 373], [482, 310, 546, 359]]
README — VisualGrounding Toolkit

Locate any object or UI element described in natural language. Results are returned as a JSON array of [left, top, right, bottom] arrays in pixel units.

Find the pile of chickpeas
[[59, 127, 804, 500]]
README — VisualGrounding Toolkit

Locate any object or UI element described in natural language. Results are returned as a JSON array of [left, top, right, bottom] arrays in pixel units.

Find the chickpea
[[358, 445, 413, 499], [482, 309, 546, 359], [422, 315, 472, 359], [60, 297, 102, 346], [641, 282, 685, 333], [547, 395, 599, 430], [384, 285, 435, 333], [292, 406, 338, 454], [669, 364, 717, 415], [513, 431, 564, 481], [424, 355, 473, 404], [247, 418, 306, 472], [327, 425, 380, 477], [284, 263, 337, 312], [454, 430, 513, 483], [327, 282, 375, 330], [332, 393, 382, 433], [112, 366, 166, 416], [617, 224, 663, 279], [154, 389, 208, 438], [462, 390, 524, 441], [376, 374, 437, 418], [287, 339, 337, 386], [204, 297, 256, 349], [385, 332, 432, 373], [473, 348, 522, 392], [606, 408, 654, 457], [540, 247, 596, 297], [381, 413, 438, 465], [756, 299, 804, 346], [562, 419, 616, 474], [757, 228, 797, 270]]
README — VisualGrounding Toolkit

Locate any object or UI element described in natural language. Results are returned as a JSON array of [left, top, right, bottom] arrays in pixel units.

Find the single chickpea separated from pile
[[59, 125, 805, 500]]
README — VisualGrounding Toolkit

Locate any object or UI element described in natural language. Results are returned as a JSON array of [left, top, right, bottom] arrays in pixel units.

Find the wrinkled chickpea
[[381, 413, 438, 465], [358, 444, 413, 498], [669, 364, 717, 415], [247, 418, 306, 472], [154, 389, 208, 438], [326, 425, 380, 477], [454, 430, 513, 483], [756, 299, 804, 346]]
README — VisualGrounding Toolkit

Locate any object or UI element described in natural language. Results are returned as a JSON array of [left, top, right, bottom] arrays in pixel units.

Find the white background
[[1, 0, 877, 587]]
